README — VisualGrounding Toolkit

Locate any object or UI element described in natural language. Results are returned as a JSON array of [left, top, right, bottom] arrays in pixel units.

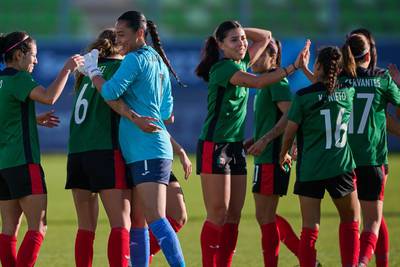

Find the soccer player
[[0, 31, 82, 267], [350, 28, 393, 267], [245, 38, 301, 267], [80, 11, 186, 267], [281, 46, 360, 267], [195, 20, 306, 267], [340, 33, 400, 267], [66, 29, 135, 267]]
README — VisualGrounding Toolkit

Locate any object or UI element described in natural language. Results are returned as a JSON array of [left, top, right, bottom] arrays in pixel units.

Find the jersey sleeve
[[270, 78, 292, 102], [287, 93, 303, 124], [160, 72, 173, 120], [210, 61, 243, 88], [383, 71, 400, 106], [101, 53, 140, 101], [12, 71, 39, 102]]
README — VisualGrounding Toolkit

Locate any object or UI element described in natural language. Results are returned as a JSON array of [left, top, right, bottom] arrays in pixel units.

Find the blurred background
[[1, 0, 400, 152]]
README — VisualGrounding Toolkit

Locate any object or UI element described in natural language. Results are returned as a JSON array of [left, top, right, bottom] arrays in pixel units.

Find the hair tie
[[4, 35, 29, 53], [353, 48, 369, 59]]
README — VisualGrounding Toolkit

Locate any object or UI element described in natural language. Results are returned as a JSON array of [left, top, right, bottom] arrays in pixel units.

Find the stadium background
[[1, 1, 400, 266]]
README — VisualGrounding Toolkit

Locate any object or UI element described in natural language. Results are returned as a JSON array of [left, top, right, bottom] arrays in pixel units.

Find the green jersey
[[288, 82, 356, 182], [199, 52, 250, 142], [68, 58, 122, 154], [339, 67, 400, 166], [0, 68, 40, 169], [253, 77, 291, 164]]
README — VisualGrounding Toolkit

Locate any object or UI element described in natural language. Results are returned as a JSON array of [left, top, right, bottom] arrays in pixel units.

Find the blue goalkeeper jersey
[[101, 45, 173, 163]]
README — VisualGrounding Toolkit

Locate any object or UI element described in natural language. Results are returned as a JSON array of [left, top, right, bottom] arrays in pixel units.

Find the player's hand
[[279, 152, 292, 172], [79, 49, 102, 79], [65, 54, 84, 73], [301, 39, 311, 69], [243, 138, 254, 153], [247, 137, 269, 156], [36, 110, 60, 128], [179, 150, 192, 180], [130, 110, 162, 133], [388, 63, 400, 85]]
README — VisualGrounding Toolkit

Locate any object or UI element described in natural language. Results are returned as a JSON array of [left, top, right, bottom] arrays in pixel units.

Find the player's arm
[[106, 99, 161, 133], [279, 120, 298, 171], [248, 101, 291, 156], [386, 112, 400, 137], [244, 28, 271, 66], [170, 135, 192, 180], [29, 55, 83, 105]]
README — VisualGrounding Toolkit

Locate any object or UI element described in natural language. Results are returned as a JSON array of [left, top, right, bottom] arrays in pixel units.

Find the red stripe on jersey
[[29, 164, 44, 194], [379, 165, 386, 201], [114, 150, 127, 189], [202, 141, 215, 174], [260, 164, 274, 195]]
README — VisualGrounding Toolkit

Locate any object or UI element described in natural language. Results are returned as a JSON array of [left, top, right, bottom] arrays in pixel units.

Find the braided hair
[[317, 46, 343, 94]]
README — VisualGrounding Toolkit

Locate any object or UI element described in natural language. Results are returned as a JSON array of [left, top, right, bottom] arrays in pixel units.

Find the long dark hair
[[117, 11, 184, 86], [0, 31, 35, 64], [317, 46, 343, 94], [342, 34, 368, 78], [74, 28, 120, 91], [350, 28, 376, 70], [195, 20, 242, 82], [266, 38, 282, 68]]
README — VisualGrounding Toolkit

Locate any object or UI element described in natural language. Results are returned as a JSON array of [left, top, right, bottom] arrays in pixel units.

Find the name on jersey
[[344, 78, 381, 88], [318, 91, 347, 102]]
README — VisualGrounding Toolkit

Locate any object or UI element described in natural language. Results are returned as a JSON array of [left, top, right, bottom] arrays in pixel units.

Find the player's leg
[[356, 166, 386, 267], [329, 172, 360, 267], [130, 187, 149, 267], [0, 199, 22, 267], [150, 178, 187, 259], [72, 189, 99, 267]]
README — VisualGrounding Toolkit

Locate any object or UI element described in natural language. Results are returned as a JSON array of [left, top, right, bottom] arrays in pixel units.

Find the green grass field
[[5, 154, 400, 267]]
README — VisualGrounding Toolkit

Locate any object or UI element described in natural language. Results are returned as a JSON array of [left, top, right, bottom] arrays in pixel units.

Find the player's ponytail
[[147, 20, 185, 87], [342, 34, 369, 78], [195, 36, 219, 82], [74, 29, 120, 91], [196, 20, 242, 82], [317, 46, 342, 95]]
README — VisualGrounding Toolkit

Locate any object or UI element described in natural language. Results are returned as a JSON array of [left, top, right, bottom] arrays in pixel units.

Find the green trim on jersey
[[340, 67, 400, 166], [0, 68, 40, 169], [199, 52, 250, 142], [253, 77, 291, 164], [68, 58, 122, 154], [288, 82, 356, 182]]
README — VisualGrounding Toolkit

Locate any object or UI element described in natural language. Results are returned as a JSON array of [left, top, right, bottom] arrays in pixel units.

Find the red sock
[[149, 216, 183, 257], [276, 215, 299, 258], [75, 229, 95, 267], [16, 230, 44, 267], [217, 223, 239, 267], [359, 231, 378, 265], [200, 221, 222, 267], [261, 222, 280, 267], [375, 217, 389, 267], [0, 233, 17, 267], [299, 227, 318, 267], [339, 221, 359, 266], [107, 227, 130, 267]]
